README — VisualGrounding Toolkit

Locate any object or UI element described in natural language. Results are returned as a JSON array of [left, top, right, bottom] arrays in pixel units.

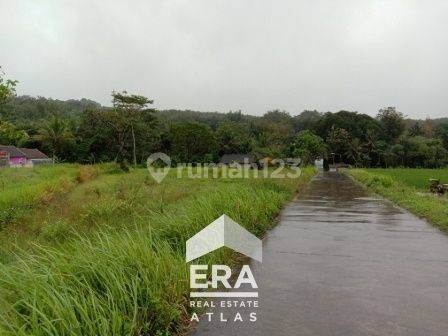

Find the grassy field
[[348, 168, 448, 233], [0, 164, 315, 336], [363, 168, 448, 190]]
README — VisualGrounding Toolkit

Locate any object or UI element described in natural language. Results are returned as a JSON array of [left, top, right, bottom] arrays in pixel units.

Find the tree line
[[1, 68, 447, 168]]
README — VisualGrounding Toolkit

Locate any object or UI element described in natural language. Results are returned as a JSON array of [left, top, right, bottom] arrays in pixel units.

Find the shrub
[[76, 165, 97, 183], [369, 175, 394, 188]]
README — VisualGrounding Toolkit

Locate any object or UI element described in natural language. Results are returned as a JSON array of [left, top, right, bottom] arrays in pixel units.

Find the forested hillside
[[1, 69, 447, 167]]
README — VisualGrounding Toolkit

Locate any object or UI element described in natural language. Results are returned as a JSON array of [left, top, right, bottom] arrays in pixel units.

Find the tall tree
[[111, 91, 155, 166], [314, 111, 381, 143], [377, 107, 405, 141], [76, 108, 118, 162], [0, 67, 17, 106], [436, 124, 448, 151], [408, 122, 424, 137], [0, 120, 29, 145], [326, 126, 351, 163], [293, 130, 325, 165], [292, 110, 322, 132], [262, 109, 292, 124], [0, 67, 18, 118], [345, 138, 363, 166], [216, 122, 253, 155], [169, 122, 216, 162], [36, 115, 74, 159], [255, 111, 295, 157]]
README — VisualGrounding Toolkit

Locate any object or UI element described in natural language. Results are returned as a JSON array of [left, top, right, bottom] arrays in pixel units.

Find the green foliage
[[313, 110, 384, 164], [395, 136, 448, 168], [262, 109, 292, 123], [366, 173, 395, 188], [315, 110, 382, 143], [0, 165, 79, 231], [112, 91, 153, 108], [255, 112, 295, 157], [155, 109, 258, 129], [216, 121, 253, 155], [76, 108, 120, 162], [40, 219, 72, 241], [0, 77, 447, 168], [377, 106, 405, 141], [363, 168, 448, 190], [5, 95, 100, 122], [169, 122, 216, 162], [0, 68, 17, 109], [35, 115, 75, 158], [0, 120, 29, 146], [293, 130, 325, 164], [111, 91, 157, 166], [292, 110, 321, 132], [0, 206, 25, 229], [326, 126, 351, 160], [408, 121, 424, 137], [436, 123, 448, 150], [75, 92, 159, 164]]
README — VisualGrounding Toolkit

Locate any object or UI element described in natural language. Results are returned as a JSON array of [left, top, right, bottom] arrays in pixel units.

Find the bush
[[351, 169, 395, 189], [76, 165, 97, 183], [369, 175, 395, 188]]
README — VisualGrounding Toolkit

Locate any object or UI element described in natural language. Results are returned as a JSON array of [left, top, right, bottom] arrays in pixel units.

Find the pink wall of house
[[10, 157, 26, 166]]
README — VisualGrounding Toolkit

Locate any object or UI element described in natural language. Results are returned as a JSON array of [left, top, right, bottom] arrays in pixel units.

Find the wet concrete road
[[191, 172, 448, 336]]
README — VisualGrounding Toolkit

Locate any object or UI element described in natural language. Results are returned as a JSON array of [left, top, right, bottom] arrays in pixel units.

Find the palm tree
[[345, 138, 362, 166], [36, 115, 74, 159]]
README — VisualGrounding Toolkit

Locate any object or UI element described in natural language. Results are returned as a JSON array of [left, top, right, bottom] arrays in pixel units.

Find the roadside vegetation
[[0, 164, 315, 335], [348, 168, 448, 233], [356, 168, 448, 189]]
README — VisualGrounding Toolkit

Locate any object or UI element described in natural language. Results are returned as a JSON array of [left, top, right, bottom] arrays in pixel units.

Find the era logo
[[190, 264, 258, 289]]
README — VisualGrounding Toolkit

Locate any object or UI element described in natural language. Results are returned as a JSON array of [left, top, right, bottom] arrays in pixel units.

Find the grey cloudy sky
[[1, 0, 448, 118]]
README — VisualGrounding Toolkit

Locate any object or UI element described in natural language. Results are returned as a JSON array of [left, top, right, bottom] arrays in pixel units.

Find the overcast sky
[[1, 0, 447, 118]]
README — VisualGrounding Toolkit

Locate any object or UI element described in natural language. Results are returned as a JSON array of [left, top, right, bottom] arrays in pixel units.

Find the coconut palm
[[345, 138, 362, 166], [36, 115, 74, 159]]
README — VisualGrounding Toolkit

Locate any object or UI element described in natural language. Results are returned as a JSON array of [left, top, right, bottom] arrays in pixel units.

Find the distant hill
[[3, 95, 448, 128], [431, 118, 447, 124], [404, 117, 448, 129], [1, 96, 101, 123], [155, 109, 258, 129]]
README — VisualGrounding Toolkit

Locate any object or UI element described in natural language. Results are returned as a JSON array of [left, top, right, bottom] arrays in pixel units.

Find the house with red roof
[[0, 146, 52, 167]]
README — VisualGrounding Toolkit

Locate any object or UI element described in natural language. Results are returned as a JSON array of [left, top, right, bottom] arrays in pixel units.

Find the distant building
[[0, 145, 52, 167], [19, 148, 53, 166], [0, 149, 10, 167], [314, 158, 324, 170], [0, 145, 27, 167]]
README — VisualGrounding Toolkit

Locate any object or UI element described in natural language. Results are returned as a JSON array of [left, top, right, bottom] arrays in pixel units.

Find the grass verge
[[0, 166, 315, 336], [347, 169, 448, 233]]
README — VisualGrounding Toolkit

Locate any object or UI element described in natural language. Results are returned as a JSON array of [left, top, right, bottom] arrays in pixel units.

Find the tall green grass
[[0, 165, 79, 229], [365, 168, 448, 190], [0, 167, 315, 335], [348, 169, 448, 233], [0, 167, 152, 260]]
